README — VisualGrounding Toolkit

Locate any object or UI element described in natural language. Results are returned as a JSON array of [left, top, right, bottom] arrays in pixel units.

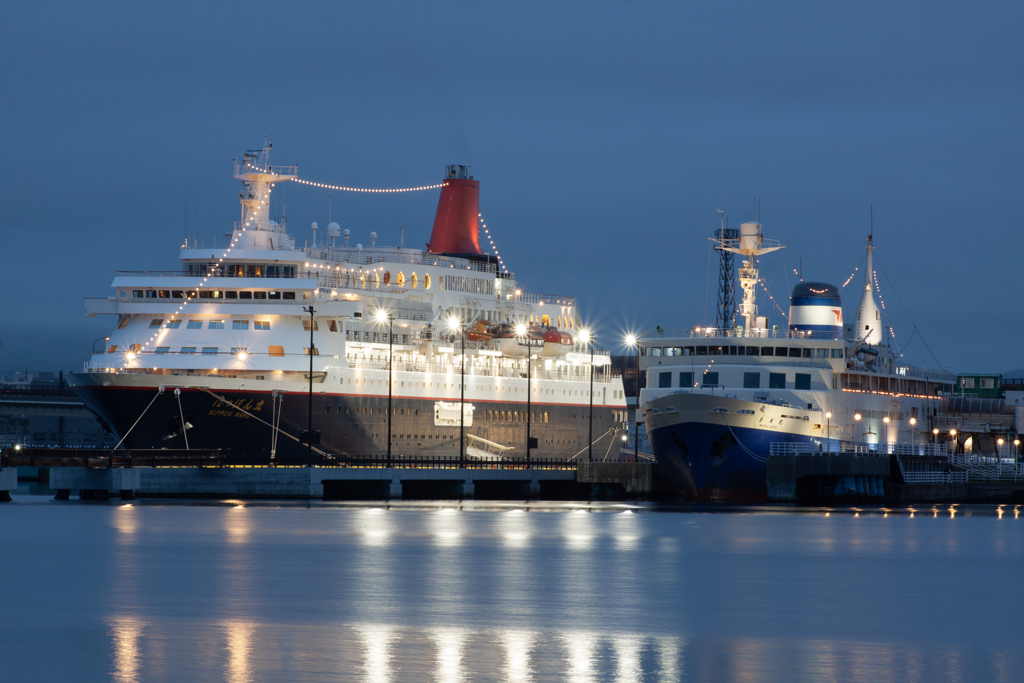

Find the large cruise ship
[[638, 222, 954, 500], [70, 145, 627, 462]]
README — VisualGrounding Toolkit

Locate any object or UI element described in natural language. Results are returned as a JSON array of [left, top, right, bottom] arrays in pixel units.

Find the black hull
[[71, 382, 622, 463]]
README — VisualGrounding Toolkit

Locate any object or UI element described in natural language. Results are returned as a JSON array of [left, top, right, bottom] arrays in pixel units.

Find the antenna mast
[[714, 211, 738, 330]]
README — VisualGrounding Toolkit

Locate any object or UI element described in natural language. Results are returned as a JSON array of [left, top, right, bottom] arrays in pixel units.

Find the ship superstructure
[[638, 223, 954, 499], [70, 145, 627, 461]]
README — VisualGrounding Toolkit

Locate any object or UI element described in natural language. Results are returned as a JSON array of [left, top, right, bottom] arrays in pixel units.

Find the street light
[[579, 328, 594, 462], [854, 413, 862, 443], [514, 323, 534, 464], [376, 308, 394, 467], [932, 427, 939, 446], [825, 412, 832, 450], [302, 305, 317, 466], [447, 315, 466, 468], [950, 428, 957, 456], [910, 417, 917, 447], [625, 333, 640, 462]]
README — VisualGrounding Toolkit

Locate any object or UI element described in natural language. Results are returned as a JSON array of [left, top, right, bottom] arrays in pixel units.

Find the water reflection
[[561, 631, 598, 683], [222, 620, 254, 683], [357, 624, 396, 683], [502, 630, 535, 682], [108, 616, 144, 683], [614, 635, 643, 683], [430, 628, 467, 683]]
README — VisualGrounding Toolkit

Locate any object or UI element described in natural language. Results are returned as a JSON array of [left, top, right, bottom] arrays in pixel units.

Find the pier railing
[[769, 442, 948, 457]]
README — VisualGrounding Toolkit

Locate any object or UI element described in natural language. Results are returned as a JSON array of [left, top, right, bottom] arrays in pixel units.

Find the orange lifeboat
[[466, 320, 493, 342], [540, 326, 574, 357]]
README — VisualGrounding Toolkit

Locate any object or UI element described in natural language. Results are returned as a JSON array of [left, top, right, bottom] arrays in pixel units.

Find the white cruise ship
[[69, 144, 627, 462], [638, 222, 954, 500]]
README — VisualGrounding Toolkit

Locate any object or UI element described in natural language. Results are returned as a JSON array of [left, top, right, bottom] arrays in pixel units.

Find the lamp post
[[579, 329, 595, 462], [825, 412, 832, 451], [854, 413, 862, 444], [932, 427, 939, 446], [93, 336, 110, 370], [448, 315, 466, 468], [625, 334, 640, 462], [376, 309, 394, 467], [303, 305, 316, 467], [910, 417, 917, 449], [515, 323, 534, 464]]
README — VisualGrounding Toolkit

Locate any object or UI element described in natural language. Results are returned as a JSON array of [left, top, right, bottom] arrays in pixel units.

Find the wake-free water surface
[[2, 497, 1021, 682]]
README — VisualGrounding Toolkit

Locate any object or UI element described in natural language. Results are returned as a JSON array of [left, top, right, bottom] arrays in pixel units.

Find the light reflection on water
[[4, 499, 1024, 682]]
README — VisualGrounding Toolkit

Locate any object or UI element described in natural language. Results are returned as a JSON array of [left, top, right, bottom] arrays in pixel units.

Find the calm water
[[2, 496, 1022, 682]]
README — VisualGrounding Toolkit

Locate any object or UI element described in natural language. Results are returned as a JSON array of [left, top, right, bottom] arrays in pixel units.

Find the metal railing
[[769, 441, 948, 456], [901, 471, 969, 485]]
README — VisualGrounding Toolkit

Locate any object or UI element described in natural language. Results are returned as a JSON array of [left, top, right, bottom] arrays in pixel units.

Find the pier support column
[[459, 476, 475, 499], [527, 477, 540, 498], [389, 474, 402, 499], [0, 467, 16, 501]]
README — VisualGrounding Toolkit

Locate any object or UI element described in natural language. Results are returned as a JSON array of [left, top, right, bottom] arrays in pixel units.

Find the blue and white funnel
[[788, 282, 842, 339]]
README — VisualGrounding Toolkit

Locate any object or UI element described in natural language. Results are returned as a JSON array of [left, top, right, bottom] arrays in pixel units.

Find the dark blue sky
[[2, 1, 1022, 376]]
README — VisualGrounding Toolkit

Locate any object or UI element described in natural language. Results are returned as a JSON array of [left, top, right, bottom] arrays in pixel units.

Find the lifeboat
[[539, 327, 574, 357], [489, 322, 542, 357], [465, 320, 493, 342]]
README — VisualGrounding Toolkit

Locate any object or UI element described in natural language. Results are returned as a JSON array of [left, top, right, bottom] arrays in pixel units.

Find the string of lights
[[873, 268, 903, 358], [842, 267, 859, 288], [478, 213, 508, 273], [291, 178, 446, 193]]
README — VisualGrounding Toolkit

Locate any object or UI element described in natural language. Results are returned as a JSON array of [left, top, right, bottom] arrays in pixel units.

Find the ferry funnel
[[788, 282, 842, 340], [427, 165, 482, 256]]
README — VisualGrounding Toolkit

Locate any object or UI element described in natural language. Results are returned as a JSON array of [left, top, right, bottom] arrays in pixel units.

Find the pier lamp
[[376, 308, 394, 467], [909, 417, 917, 447], [854, 413, 862, 443], [514, 323, 534, 464], [302, 305, 317, 467], [236, 350, 248, 361], [1014, 438, 1020, 459], [825, 412, 832, 449], [624, 333, 640, 462], [950, 429, 957, 456], [579, 328, 595, 462], [932, 427, 939, 446], [447, 315, 466, 468]]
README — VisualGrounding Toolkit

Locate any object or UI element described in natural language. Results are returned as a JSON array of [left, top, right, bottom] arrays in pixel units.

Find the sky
[[1, 1, 1022, 378]]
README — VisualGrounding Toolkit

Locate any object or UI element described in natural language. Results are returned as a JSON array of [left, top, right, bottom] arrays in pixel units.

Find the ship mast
[[712, 222, 784, 336], [233, 143, 297, 233]]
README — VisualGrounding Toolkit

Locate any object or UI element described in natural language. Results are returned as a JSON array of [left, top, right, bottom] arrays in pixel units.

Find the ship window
[[383, 271, 391, 285], [155, 347, 169, 354], [702, 372, 719, 387], [650, 347, 662, 356], [233, 320, 249, 330], [981, 378, 996, 389], [695, 346, 707, 356], [743, 372, 760, 389], [303, 320, 319, 331], [760, 347, 773, 356], [683, 346, 695, 356], [328, 320, 337, 332], [172, 291, 184, 299], [961, 377, 975, 388], [187, 320, 203, 329], [268, 291, 280, 299], [411, 273, 418, 288], [679, 372, 693, 387], [158, 290, 170, 298], [544, 412, 549, 423], [816, 349, 829, 358], [166, 319, 181, 329], [148, 319, 164, 328], [659, 372, 672, 388], [795, 373, 811, 390], [202, 347, 218, 355], [831, 348, 844, 358], [133, 290, 143, 298], [239, 291, 253, 299], [254, 291, 266, 300], [119, 290, 127, 298], [146, 290, 157, 298], [746, 346, 759, 356], [106, 345, 118, 353], [225, 291, 238, 299], [425, 273, 432, 290], [180, 347, 195, 355], [255, 320, 270, 330], [730, 346, 739, 355], [268, 346, 284, 357], [785, 348, 798, 358], [397, 272, 405, 286], [769, 373, 786, 389], [199, 291, 212, 299], [283, 292, 295, 300], [303, 348, 319, 355], [209, 320, 225, 329], [802, 348, 812, 358], [211, 291, 221, 299]]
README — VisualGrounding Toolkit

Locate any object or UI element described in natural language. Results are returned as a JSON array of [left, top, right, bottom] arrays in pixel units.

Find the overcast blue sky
[[1, 1, 1022, 377]]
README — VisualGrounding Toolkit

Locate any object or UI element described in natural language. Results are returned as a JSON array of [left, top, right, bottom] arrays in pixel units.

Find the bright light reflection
[[431, 510, 463, 547], [360, 510, 391, 547], [109, 616, 144, 683], [503, 630, 535, 683], [113, 506, 138, 536], [564, 511, 595, 550], [223, 620, 254, 683], [656, 635, 683, 683], [358, 625, 396, 683], [614, 636, 643, 683], [224, 505, 251, 544], [561, 632, 597, 683], [430, 628, 466, 683]]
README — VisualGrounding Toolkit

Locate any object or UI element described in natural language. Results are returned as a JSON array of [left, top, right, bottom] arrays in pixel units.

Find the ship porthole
[[397, 272, 405, 287], [410, 273, 418, 289], [541, 314, 551, 326], [425, 273, 432, 290], [374, 271, 380, 288], [383, 271, 391, 285]]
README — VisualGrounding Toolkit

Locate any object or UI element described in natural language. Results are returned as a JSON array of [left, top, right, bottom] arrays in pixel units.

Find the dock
[[767, 442, 1024, 504], [0, 448, 655, 501]]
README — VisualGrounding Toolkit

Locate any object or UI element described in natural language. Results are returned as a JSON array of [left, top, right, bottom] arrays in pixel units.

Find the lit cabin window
[[303, 347, 319, 356], [253, 291, 266, 300], [303, 320, 319, 331], [187, 320, 203, 329], [167, 320, 181, 329], [149, 319, 164, 328], [425, 274, 432, 290], [209, 320, 225, 329], [107, 345, 118, 353], [180, 347, 196, 355], [328, 320, 338, 332], [117, 315, 131, 329], [202, 347, 218, 355], [411, 273, 418, 288], [268, 345, 284, 356], [133, 290, 143, 298], [255, 321, 270, 330], [233, 320, 249, 330]]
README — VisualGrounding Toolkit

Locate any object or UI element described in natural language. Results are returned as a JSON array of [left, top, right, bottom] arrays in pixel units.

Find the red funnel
[[427, 166, 481, 255]]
